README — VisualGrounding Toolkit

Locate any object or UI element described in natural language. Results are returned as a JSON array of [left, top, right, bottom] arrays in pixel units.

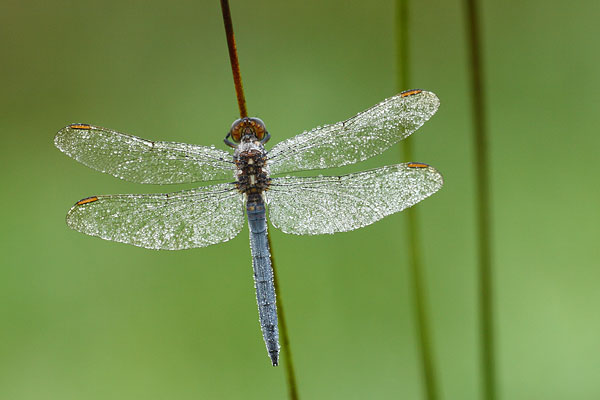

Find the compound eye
[[248, 117, 266, 140], [228, 118, 244, 142]]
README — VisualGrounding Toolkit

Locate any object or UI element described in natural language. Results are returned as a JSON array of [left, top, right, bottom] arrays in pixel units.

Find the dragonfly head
[[225, 117, 270, 148]]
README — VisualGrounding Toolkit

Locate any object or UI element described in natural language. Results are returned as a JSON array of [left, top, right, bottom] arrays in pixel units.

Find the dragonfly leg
[[224, 132, 237, 148]]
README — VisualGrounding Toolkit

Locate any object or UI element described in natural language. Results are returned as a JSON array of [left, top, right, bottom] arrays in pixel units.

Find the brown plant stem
[[269, 234, 299, 400], [220, 0, 248, 118], [219, 1, 299, 398]]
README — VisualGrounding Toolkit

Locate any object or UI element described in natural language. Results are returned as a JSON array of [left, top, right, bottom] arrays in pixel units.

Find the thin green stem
[[405, 207, 439, 400], [269, 233, 300, 400], [463, 0, 496, 399], [396, 2, 440, 399], [396, 0, 409, 98]]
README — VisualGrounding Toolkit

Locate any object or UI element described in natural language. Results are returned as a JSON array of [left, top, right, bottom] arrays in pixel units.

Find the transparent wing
[[268, 90, 439, 175], [55, 124, 235, 184], [66, 183, 244, 250], [266, 163, 443, 235]]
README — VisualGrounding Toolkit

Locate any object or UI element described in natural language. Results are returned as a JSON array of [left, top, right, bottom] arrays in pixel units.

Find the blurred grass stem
[[396, 1, 440, 399], [464, 0, 496, 399]]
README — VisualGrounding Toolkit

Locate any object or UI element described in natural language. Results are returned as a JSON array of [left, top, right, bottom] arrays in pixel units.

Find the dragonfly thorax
[[234, 141, 270, 201]]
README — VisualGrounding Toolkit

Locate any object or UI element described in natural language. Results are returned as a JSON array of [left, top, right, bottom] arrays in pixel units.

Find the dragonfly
[[54, 88, 444, 366]]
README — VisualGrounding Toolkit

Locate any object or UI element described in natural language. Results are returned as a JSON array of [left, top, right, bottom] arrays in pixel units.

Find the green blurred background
[[1, 0, 599, 399]]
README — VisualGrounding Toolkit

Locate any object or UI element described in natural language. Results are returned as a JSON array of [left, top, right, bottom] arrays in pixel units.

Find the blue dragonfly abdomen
[[247, 200, 279, 366]]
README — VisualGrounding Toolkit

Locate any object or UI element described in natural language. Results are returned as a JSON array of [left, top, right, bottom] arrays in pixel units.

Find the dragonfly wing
[[66, 183, 244, 250], [266, 163, 443, 235], [55, 124, 235, 184], [268, 90, 439, 175]]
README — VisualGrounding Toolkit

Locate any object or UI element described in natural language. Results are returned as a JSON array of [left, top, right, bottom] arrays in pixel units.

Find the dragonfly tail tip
[[270, 355, 279, 366]]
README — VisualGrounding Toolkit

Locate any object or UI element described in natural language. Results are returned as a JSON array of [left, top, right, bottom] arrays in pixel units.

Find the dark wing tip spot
[[75, 196, 99, 205], [69, 123, 92, 130], [407, 162, 430, 169], [400, 89, 423, 98]]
